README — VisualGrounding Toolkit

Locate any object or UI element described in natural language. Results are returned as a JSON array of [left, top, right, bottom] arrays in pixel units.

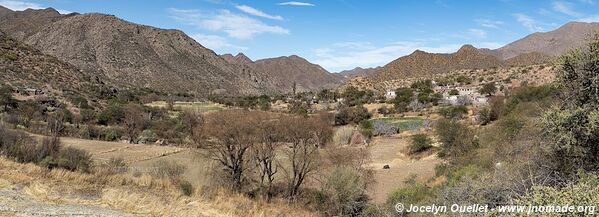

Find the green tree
[[542, 33, 599, 176], [479, 82, 497, 96], [0, 86, 17, 112]]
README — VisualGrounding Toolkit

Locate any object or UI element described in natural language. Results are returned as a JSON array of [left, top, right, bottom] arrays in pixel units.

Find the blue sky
[[2, 0, 599, 72]]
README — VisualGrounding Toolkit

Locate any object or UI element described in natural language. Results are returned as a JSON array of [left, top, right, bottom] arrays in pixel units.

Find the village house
[[385, 90, 396, 99]]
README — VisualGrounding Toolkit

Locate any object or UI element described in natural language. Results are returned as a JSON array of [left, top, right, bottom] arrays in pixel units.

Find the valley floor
[[366, 132, 441, 203], [12, 132, 440, 216]]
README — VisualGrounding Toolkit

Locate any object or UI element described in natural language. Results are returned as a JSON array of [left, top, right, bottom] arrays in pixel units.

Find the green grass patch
[[368, 116, 429, 131], [145, 101, 225, 112]]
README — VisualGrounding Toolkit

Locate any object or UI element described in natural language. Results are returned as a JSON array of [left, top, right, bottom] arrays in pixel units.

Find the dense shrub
[[516, 172, 599, 213], [372, 120, 399, 136], [335, 106, 372, 125], [386, 176, 435, 215], [97, 104, 125, 125], [324, 167, 369, 216], [505, 85, 557, 113], [179, 181, 194, 196], [435, 119, 478, 159], [55, 147, 93, 173], [478, 107, 491, 125], [409, 134, 432, 154], [96, 157, 128, 175], [150, 160, 186, 180], [438, 105, 468, 120], [333, 126, 354, 145]]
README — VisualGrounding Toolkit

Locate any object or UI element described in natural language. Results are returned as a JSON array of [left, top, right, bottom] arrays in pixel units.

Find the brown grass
[[0, 157, 317, 216]]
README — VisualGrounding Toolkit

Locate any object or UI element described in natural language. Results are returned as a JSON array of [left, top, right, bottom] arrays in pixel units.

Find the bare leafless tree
[[253, 116, 282, 201], [123, 104, 148, 143], [282, 114, 333, 199], [196, 110, 264, 192]]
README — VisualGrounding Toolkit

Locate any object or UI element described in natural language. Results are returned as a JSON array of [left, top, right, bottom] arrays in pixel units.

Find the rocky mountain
[[0, 7, 307, 97], [221, 53, 344, 93], [493, 21, 599, 60], [504, 52, 554, 67], [373, 45, 505, 81], [0, 30, 107, 106], [337, 67, 380, 79]]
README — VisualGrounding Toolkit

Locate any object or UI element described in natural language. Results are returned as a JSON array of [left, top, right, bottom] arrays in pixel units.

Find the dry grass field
[[0, 157, 317, 216]]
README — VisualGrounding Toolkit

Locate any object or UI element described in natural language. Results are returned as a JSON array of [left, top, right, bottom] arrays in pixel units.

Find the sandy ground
[[365, 133, 441, 203]]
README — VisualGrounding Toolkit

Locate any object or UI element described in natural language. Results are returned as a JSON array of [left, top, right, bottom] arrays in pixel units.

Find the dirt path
[[0, 181, 141, 217], [365, 134, 440, 203]]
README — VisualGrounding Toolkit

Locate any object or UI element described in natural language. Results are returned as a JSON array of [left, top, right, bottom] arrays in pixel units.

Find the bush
[[325, 167, 369, 216], [102, 128, 121, 141], [439, 105, 468, 120], [478, 107, 491, 125], [149, 160, 186, 180], [179, 181, 194, 196], [516, 172, 599, 214], [409, 134, 432, 154], [377, 106, 392, 116], [372, 120, 399, 136], [55, 147, 93, 173], [335, 106, 372, 125], [97, 104, 125, 125], [333, 126, 355, 145], [386, 175, 435, 214], [96, 157, 128, 175], [435, 119, 478, 159]]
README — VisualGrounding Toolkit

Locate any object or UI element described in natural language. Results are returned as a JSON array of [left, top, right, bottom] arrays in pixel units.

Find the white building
[[385, 90, 396, 99]]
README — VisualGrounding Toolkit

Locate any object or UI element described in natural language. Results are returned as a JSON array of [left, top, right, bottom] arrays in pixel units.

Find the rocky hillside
[[493, 21, 599, 59], [0, 30, 108, 105], [338, 67, 379, 79], [222, 53, 344, 93], [373, 45, 505, 81], [505, 52, 554, 67], [0, 7, 277, 97]]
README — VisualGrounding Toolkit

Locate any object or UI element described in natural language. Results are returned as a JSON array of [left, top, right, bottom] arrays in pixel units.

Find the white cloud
[[514, 13, 544, 32], [0, 0, 73, 14], [312, 41, 463, 71], [278, 1, 315, 6], [332, 41, 374, 50], [475, 19, 504, 29], [467, 28, 487, 38], [552, 1, 582, 17], [191, 33, 247, 50], [169, 8, 289, 39], [0, 0, 42, 10], [235, 5, 283, 20], [578, 14, 599, 22], [313, 40, 507, 72]]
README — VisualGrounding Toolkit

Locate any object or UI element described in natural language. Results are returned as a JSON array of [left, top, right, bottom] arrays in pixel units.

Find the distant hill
[[221, 53, 344, 93], [364, 21, 599, 82], [493, 21, 599, 60], [0, 7, 272, 96], [337, 67, 380, 79], [0, 7, 341, 97], [372, 45, 505, 81]]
